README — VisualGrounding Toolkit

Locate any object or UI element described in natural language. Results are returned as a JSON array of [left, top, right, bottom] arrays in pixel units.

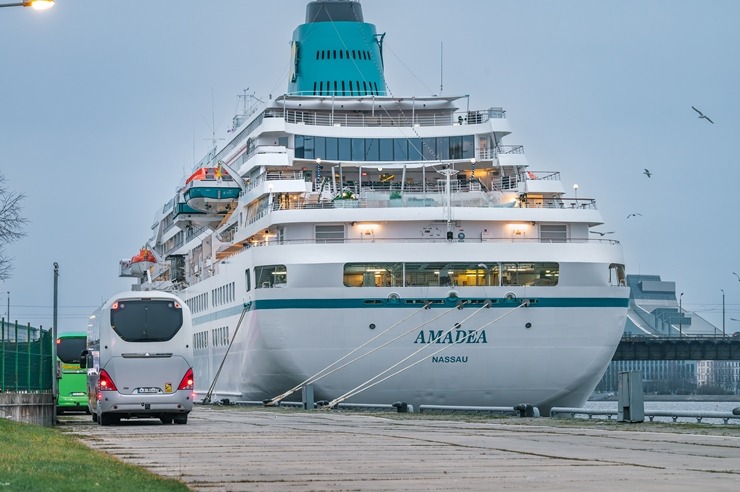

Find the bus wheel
[[174, 414, 188, 425], [160, 415, 174, 424], [92, 412, 98, 423]]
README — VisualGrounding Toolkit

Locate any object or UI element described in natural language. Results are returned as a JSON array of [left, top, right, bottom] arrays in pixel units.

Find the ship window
[[344, 263, 404, 287], [325, 137, 338, 160], [346, 50, 350, 59], [255, 265, 287, 289], [312, 82, 317, 96], [374, 82, 379, 94], [436, 137, 450, 159], [245, 268, 251, 292], [341, 80, 346, 95], [319, 81, 323, 95], [501, 262, 559, 286], [315, 224, 345, 244], [338, 138, 351, 160], [321, 50, 325, 60], [449, 136, 463, 159], [316, 51, 319, 60], [334, 80, 338, 94], [365, 138, 379, 161], [333, 49, 337, 59], [340, 50, 343, 59], [363, 81, 368, 94], [462, 135, 475, 159], [540, 224, 567, 243], [422, 138, 436, 160], [295, 135, 304, 158], [349, 80, 353, 94], [351, 138, 364, 160], [303, 135, 315, 159], [393, 139, 408, 160], [408, 138, 422, 161], [379, 139, 393, 160]]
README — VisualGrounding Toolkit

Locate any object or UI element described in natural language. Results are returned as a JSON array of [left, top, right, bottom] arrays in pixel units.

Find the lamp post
[[5, 291, 8, 325], [52, 262, 59, 424], [0, 1, 55, 9], [679, 292, 684, 338]]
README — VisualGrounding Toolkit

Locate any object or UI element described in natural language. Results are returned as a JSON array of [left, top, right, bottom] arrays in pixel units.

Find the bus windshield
[[57, 336, 86, 364], [110, 299, 183, 342]]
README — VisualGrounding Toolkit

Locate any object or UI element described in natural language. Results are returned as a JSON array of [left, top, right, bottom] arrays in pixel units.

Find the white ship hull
[[186, 242, 628, 412]]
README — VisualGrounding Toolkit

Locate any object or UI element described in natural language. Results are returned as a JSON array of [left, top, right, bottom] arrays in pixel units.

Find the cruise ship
[[124, 0, 629, 412]]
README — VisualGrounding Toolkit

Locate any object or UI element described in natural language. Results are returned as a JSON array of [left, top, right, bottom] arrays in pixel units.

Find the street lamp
[[679, 292, 684, 338], [0, 1, 55, 9]]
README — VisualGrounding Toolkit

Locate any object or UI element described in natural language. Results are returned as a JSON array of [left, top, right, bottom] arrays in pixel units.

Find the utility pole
[[721, 289, 725, 337], [52, 262, 58, 424]]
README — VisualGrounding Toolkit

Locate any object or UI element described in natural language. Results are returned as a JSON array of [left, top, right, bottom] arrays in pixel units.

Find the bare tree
[[0, 172, 28, 280]]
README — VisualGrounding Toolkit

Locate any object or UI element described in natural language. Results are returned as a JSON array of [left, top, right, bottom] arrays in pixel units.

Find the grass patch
[[0, 418, 189, 492]]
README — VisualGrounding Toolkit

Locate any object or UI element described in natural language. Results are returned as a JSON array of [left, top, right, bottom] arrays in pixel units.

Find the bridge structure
[[613, 335, 740, 361]]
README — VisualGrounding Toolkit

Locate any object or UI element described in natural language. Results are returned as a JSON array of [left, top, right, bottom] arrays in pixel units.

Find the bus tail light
[[178, 368, 194, 390], [99, 369, 118, 391]]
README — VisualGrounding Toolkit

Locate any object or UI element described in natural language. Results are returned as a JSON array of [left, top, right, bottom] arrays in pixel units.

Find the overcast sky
[[1, 0, 739, 333]]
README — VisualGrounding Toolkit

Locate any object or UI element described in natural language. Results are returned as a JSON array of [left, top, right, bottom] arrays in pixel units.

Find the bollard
[[392, 401, 409, 413]]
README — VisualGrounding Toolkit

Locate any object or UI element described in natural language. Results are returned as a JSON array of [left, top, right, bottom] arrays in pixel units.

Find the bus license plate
[[137, 387, 161, 394]]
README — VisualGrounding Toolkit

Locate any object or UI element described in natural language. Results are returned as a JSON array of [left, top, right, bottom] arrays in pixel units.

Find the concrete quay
[[59, 406, 740, 491]]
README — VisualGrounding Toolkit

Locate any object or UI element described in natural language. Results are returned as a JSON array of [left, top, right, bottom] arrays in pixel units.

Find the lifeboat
[[119, 248, 157, 277], [182, 166, 241, 213]]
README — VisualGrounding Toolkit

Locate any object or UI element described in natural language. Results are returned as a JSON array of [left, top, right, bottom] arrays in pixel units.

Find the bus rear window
[[110, 299, 183, 342], [56, 337, 86, 363]]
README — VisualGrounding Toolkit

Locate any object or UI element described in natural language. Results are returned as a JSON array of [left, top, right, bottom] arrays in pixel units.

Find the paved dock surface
[[60, 406, 740, 491]]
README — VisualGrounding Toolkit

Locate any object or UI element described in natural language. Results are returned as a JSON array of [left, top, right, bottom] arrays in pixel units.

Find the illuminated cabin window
[[343, 262, 559, 287], [344, 263, 404, 287], [501, 262, 559, 286], [255, 265, 287, 289]]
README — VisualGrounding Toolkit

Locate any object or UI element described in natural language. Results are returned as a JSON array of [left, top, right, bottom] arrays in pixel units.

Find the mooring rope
[[202, 304, 250, 404], [265, 301, 454, 406], [326, 300, 529, 408]]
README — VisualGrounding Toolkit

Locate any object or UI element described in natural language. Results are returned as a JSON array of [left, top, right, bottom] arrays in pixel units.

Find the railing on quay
[[1, 319, 53, 393], [550, 407, 740, 424]]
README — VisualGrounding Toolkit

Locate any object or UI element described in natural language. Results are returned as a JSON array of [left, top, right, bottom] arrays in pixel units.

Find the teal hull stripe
[[193, 297, 628, 326]]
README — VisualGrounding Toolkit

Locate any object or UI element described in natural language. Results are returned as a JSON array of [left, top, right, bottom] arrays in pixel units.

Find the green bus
[[56, 331, 89, 414]]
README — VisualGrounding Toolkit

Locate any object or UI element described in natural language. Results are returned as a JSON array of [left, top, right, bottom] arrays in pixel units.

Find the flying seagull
[[643, 169, 652, 178], [590, 231, 615, 236], [627, 213, 642, 219], [692, 106, 714, 124], [734, 272, 740, 281]]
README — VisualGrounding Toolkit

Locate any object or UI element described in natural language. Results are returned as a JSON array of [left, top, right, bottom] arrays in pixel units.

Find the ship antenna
[[440, 41, 443, 94]]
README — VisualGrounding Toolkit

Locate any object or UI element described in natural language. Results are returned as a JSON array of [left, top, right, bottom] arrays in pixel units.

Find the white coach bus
[[81, 291, 194, 425]]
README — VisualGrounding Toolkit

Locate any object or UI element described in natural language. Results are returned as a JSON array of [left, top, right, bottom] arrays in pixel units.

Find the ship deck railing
[[243, 236, 620, 247], [268, 195, 597, 212], [270, 107, 504, 128]]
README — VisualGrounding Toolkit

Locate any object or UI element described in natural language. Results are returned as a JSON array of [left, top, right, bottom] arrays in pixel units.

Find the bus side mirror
[[80, 350, 88, 369]]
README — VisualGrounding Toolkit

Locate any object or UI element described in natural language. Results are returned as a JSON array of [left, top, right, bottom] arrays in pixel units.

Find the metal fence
[[1, 319, 53, 392]]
